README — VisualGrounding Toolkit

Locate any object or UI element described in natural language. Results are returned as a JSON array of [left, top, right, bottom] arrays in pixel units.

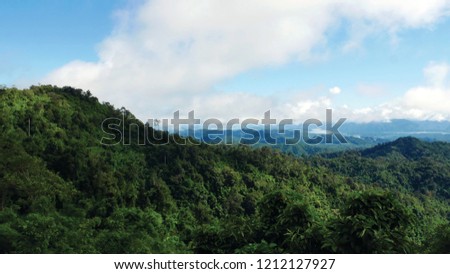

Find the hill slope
[[361, 136, 450, 160]]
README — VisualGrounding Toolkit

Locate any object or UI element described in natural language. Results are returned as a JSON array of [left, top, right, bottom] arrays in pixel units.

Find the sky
[[1, 0, 450, 122]]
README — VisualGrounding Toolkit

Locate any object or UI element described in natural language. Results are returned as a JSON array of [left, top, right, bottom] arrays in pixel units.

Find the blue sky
[[0, 0, 123, 84], [215, 18, 450, 107], [1, 0, 450, 122]]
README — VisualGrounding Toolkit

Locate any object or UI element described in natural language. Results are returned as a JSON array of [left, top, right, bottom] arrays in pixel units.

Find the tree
[[325, 190, 416, 253]]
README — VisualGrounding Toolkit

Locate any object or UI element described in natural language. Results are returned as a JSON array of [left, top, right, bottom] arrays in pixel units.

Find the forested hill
[[361, 136, 450, 160], [315, 137, 450, 200], [0, 85, 448, 254]]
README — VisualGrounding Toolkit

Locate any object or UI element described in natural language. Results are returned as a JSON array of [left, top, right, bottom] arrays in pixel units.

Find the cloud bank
[[44, 0, 450, 122], [403, 62, 450, 116]]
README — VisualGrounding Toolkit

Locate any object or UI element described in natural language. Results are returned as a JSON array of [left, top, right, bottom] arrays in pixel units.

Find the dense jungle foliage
[[0, 85, 448, 253]]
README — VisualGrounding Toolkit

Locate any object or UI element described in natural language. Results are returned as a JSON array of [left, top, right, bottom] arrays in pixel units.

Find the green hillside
[[0, 85, 448, 254]]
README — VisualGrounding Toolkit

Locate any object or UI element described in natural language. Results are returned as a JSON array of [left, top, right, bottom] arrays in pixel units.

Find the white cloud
[[403, 62, 450, 114], [329, 86, 342, 94], [43, 0, 450, 121], [274, 62, 450, 123], [324, 62, 450, 122]]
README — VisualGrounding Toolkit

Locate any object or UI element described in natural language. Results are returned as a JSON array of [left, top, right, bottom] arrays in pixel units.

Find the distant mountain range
[[182, 119, 450, 157], [340, 119, 450, 142]]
